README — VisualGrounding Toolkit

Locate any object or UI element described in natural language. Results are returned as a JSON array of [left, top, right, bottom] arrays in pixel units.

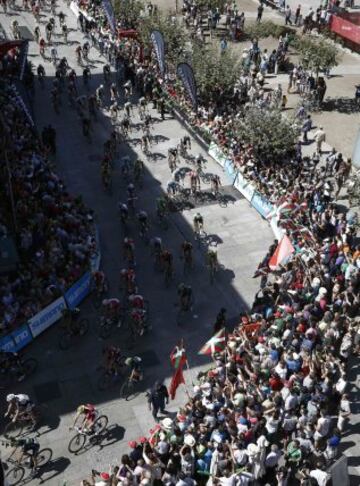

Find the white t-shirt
[[310, 468, 330, 486], [219, 474, 237, 486], [317, 417, 331, 437]]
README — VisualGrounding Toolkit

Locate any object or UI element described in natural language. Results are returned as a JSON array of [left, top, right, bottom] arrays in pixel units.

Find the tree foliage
[[294, 36, 339, 76], [244, 21, 296, 41], [191, 41, 242, 103], [234, 107, 301, 162], [138, 13, 190, 65], [113, 0, 144, 28]]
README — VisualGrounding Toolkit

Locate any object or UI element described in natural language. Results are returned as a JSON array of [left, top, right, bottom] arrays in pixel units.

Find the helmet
[[7, 394, 16, 402], [134, 356, 142, 363], [125, 357, 133, 366], [103, 299, 109, 306]]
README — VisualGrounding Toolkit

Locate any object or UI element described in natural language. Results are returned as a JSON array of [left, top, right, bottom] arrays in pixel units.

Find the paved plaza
[[0, 0, 359, 484]]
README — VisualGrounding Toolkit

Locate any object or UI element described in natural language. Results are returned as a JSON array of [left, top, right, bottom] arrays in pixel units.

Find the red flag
[[268, 235, 295, 270], [198, 328, 226, 355], [168, 344, 187, 400]]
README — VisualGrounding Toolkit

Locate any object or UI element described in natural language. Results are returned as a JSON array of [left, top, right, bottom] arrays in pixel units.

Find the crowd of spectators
[[0, 79, 96, 332]]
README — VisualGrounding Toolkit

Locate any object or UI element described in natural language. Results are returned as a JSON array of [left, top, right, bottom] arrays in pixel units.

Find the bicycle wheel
[[6, 465, 25, 486], [68, 433, 86, 454], [120, 379, 131, 399], [97, 371, 112, 391], [59, 331, 72, 350], [78, 318, 90, 336], [93, 415, 108, 435], [4, 421, 24, 439], [36, 448, 52, 468]]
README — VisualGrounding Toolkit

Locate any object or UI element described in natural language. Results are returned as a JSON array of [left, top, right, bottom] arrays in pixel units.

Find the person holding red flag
[[168, 340, 188, 400]]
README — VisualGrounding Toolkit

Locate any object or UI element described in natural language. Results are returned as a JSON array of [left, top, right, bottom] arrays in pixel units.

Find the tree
[[138, 13, 190, 65], [233, 107, 301, 162], [113, 0, 144, 29], [294, 37, 339, 78], [191, 41, 242, 104]]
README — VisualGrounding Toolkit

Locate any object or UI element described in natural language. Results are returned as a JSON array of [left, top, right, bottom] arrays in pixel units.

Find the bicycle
[[58, 317, 90, 350], [98, 314, 124, 339], [119, 373, 143, 401], [3, 440, 52, 485], [0, 357, 38, 389], [68, 415, 108, 454], [97, 363, 125, 391], [4, 410, 40, 439]]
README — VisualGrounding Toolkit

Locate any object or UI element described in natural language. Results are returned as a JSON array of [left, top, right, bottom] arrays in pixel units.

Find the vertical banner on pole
[[150, 30, 165, 75], [102, 0, 116, 32], [177, 62, 198, 109]]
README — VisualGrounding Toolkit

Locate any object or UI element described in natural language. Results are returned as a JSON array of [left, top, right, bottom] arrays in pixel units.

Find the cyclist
[[5, 394, 37, 429], [141, 134, 150, 153], [189, 170, 200, 194], [134, 158, 144, 184], [128, 293, 145, 310], [195, 153, 205, 171], [138, 96, 147, 118], [61, 307, 80, 334], [123, 237, 135, 265], [96, 84, 105, 108], [62, 23, 68, 43], [37, 64, 45, 85], [177, 283, 193, 311], [124, 356, 143, 382], [10, 437, 40, 476], [137, 210, 148, 237], [71, 404, 97, 433], [211, 174, 221, 195], [168, 147, 178, 172], [118, 202, 129, 225], [124, 101, 132, 118], [92, 270, 107, 295], [75, 45, 82, 65], [103, 63, 111, 82], [103, 345, 123, 375], [207, 248, 218, 278], [161, 249, 173, 281], [120, 268, 137, 294], [167, 179, 180, 197], [181, 240, 193, 267], [193, 212, 204, 236], [102, 298, 121, 322], [83, 66, 91, 88], [129, 308, 147, 336]]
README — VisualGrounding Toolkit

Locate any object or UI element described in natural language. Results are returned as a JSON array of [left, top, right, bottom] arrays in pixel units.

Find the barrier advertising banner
[[0, 334, 17, 353], [251, 191, 274, 219], [11, 324, 33, 351], [28, 296, 66, 338], [208, 142, 227, 168], [64, 271, 91, 309], [233, 172, 255, 202]]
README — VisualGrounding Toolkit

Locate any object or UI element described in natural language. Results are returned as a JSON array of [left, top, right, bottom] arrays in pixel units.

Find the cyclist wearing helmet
[[103, 345, 122, 375], [11, 437, 40, 476], [118, 202, 129, 224], [5, 394, 36, 428], [72, 404, 97, 433], [124, 356, 142, 382], [177, 283, 193, 311], [102, 298, 121, 321], [193, 212, 204, 234]]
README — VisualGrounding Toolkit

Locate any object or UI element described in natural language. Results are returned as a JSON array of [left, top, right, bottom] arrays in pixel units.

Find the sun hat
[[128, 440, 137, 448], [161, 418, 174, 430], [184, 433, 196, 447]]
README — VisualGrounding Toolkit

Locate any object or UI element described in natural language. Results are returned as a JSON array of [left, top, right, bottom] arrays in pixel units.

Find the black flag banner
[[151, 30, 165, 75], [177, 62, 197, 109]]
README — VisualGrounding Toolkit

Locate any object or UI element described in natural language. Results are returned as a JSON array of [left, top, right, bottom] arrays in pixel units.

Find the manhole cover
[[33, 381, 62, 403]]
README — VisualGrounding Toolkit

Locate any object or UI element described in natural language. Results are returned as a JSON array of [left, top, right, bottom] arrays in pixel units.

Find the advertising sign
[[28, 296, 66, 338], [64, 272, 91, 309], [11, 324, 33, 351]]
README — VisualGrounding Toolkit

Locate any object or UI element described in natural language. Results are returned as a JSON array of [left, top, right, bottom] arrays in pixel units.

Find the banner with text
[[28, 296, 66, 338], [151, 30, 165, 75], [64, 271, 91, 309]]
